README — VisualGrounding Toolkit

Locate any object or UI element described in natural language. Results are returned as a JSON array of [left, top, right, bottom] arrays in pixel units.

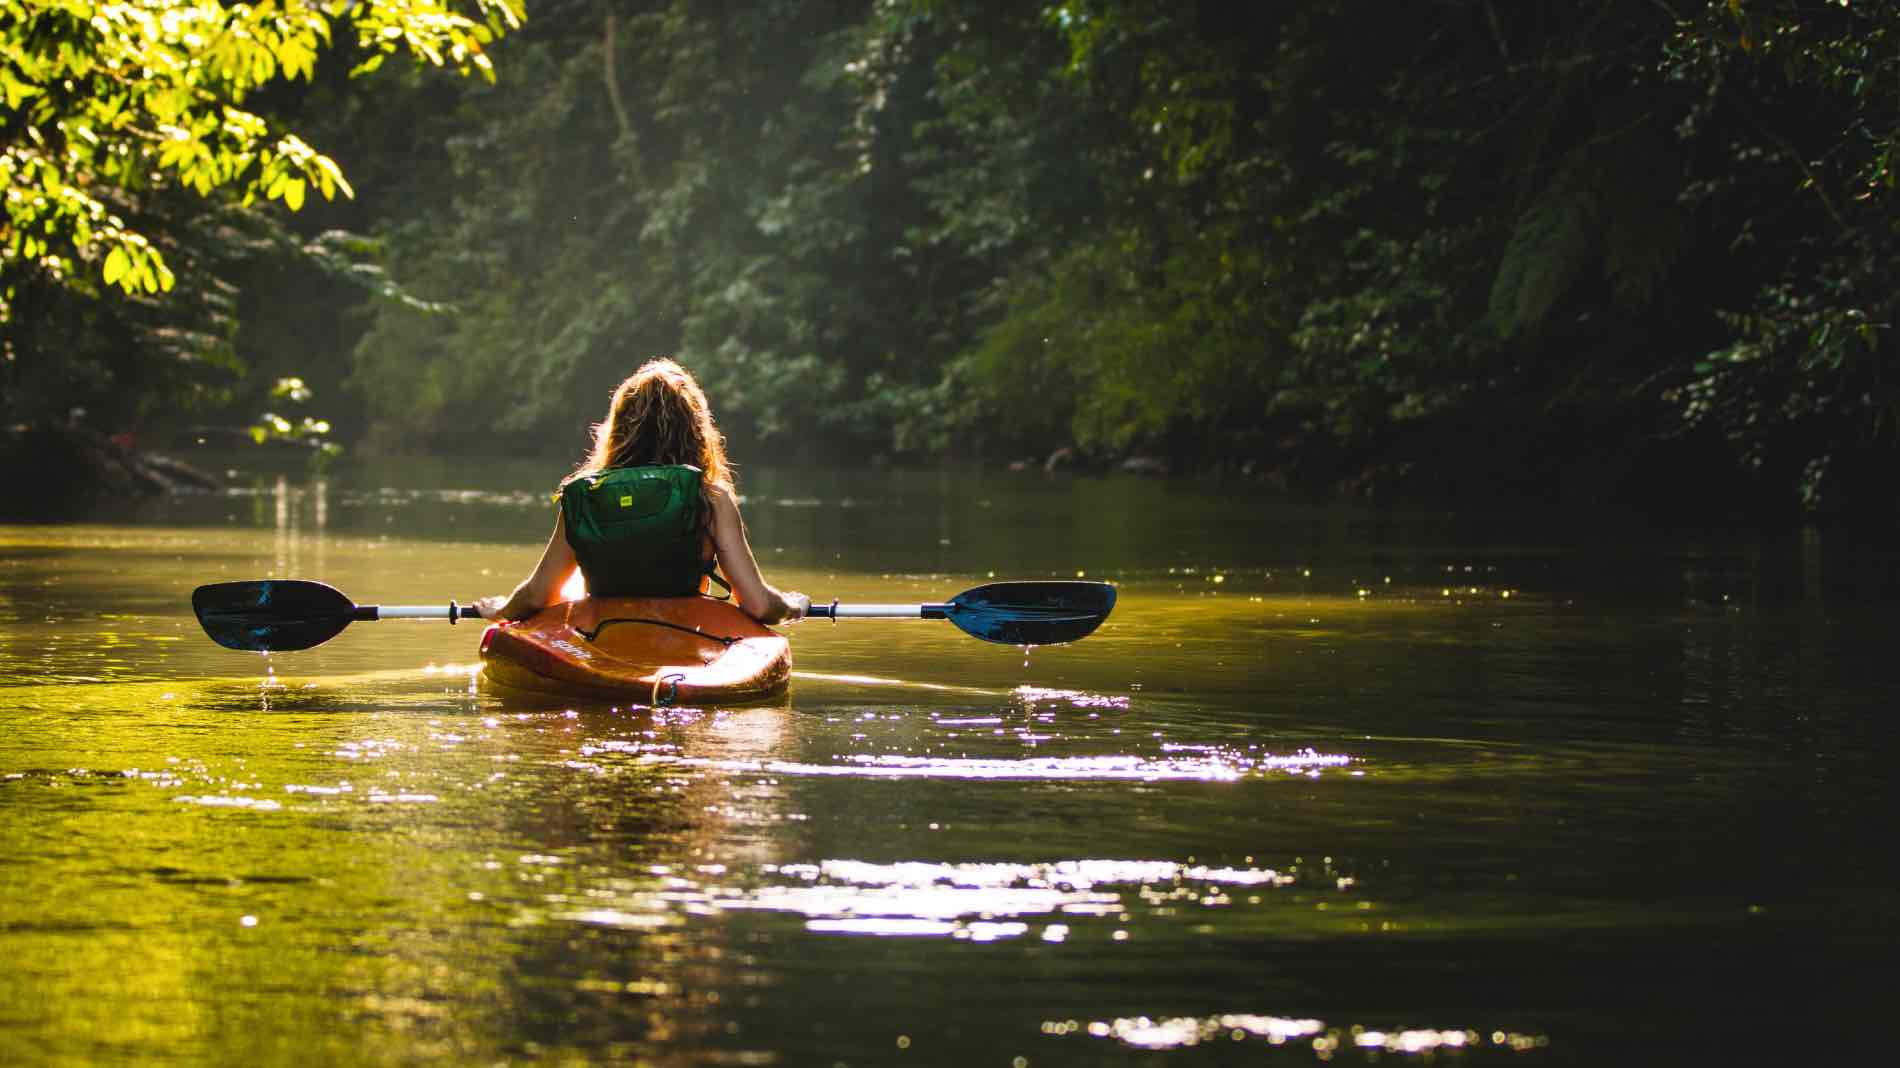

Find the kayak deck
[[479, 597, 791, 704]]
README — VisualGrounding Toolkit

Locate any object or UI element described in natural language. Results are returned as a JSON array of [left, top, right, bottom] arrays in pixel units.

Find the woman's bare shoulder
[[704, 481, 743, 524]]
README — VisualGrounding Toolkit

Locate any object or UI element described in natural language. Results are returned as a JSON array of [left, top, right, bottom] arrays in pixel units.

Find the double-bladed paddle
[[191, 579, 1116, 653]]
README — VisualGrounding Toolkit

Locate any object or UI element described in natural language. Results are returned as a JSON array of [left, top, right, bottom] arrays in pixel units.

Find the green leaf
[[316, 156, 354, 199], [103, 247, 129, 285]]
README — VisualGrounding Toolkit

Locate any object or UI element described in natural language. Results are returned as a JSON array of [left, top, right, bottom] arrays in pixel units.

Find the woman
[[473, 359, 808, 624]]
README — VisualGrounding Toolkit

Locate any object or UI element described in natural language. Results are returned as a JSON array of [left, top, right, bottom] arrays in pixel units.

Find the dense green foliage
[[8, 0, 1898, 516], [1, 0, 517, 428]]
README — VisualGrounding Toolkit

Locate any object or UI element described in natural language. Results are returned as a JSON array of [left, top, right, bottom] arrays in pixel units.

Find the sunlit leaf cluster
[[1, 0, 519, 322]]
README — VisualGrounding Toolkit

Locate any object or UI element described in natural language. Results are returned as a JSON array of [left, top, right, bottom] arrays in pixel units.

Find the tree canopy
[[7, 0, 1898, 519], [1, 0, 516, 425]]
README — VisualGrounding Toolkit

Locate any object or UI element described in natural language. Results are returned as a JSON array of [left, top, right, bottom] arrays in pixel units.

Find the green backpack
[[560, 465, 717, 597]]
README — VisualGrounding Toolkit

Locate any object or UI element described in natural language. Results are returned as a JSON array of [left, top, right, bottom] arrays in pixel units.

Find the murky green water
[[2, 460, 1896, 1065]]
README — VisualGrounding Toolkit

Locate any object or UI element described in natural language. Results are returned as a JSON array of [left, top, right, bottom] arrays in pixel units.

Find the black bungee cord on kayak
[[578, 615, 741, 647]]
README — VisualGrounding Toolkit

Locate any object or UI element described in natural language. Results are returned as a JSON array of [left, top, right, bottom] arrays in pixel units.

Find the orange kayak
[[478, 597, 791, 704]]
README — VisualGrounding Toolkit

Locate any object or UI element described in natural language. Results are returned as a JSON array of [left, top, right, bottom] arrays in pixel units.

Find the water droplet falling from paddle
[[258, 649, 276, 712], [259, 650, 283, 691]]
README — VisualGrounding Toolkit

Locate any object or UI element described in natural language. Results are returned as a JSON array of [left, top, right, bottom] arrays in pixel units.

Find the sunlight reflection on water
[[606, 748, 1351, 780], [548, 856, 1337, 940], [1051, 1014, 1549, 1057]]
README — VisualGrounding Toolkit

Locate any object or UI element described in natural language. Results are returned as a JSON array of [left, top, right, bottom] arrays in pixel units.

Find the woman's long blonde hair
[[566, 358, 732, 492]]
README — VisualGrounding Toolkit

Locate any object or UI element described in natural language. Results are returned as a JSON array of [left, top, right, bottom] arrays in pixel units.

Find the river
[[2, 458, 1895, 1065]]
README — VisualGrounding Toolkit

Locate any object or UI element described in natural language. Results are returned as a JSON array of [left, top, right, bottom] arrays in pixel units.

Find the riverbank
[[0, 423, 223, 519], [7, 420, 1893, 533]]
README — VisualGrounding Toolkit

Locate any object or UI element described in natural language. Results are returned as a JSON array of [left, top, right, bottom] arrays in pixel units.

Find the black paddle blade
[[192, 580, 358, 652], [944, 581, 1117, 646]]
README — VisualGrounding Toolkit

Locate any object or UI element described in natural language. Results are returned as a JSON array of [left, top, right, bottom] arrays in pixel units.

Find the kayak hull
[[479, 597, 790, 704]]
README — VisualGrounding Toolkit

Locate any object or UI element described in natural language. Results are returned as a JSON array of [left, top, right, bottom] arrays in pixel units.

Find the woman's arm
[[708, 485, 808, 624], [473, 510, 578, 621]]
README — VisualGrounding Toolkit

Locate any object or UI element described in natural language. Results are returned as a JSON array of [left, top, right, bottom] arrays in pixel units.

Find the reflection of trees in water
[[270, 475, 328, 583]]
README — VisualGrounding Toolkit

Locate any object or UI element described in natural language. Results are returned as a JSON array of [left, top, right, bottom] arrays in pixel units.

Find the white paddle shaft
[[373, 604, 483, 620], [828, 604, 926, 618]]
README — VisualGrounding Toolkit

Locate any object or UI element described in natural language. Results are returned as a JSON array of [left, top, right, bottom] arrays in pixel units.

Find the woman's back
[[559, 464, 711, 597]]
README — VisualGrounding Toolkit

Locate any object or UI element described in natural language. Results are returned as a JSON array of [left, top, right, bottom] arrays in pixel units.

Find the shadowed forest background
[[4, 0, 1897, 519]]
